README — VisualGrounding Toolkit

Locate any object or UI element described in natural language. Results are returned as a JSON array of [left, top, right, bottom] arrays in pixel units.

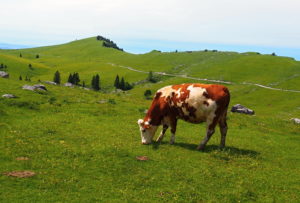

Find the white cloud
[[0, 0, 299, 47]]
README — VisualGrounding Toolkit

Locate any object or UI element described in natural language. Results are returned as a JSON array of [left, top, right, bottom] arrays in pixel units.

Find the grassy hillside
[[0, 37, 299, 202]]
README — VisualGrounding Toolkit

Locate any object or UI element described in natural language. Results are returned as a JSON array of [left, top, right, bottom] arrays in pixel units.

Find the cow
[[137, 83, 230, 150]]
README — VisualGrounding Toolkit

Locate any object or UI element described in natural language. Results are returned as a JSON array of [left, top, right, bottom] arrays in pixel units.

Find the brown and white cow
[[137, 83, 230, 150]]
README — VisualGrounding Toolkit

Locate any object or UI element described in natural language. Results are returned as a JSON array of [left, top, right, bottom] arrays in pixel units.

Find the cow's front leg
[[170, 119, 177, 144], [156, 124, 168, 142]]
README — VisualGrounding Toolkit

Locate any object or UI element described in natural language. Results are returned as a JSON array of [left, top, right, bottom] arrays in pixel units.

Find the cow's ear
[[137, 119, 144, 126]]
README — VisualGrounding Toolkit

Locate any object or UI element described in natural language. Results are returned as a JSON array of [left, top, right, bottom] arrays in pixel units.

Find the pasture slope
[[0, 37, 299, 202]]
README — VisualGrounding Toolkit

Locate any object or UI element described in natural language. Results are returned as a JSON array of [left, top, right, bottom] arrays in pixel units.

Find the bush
[[144, 89, 152, 99]]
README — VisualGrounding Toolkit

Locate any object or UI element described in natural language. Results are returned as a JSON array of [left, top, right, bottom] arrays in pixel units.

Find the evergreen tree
[[68, 73, 73, 83], [82, 81, 85, 87], [94, 74, 100, 91], [0, 64, 3, 69], [91, 75, 95, 89], [120, 77, 125, 90], [114, 75, 120, 88], [73, 72, 80, 85], [20, 53, 22, 57], [19, 75, 22, 80], [53, 70, 61, 84], [147, 71, 156, 83], [36, 54, 39, 58]]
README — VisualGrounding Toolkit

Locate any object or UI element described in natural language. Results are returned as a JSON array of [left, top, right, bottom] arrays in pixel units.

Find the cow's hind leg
[[219, 112, 228, 148], [169, 119, 177, 144], [156, 124, 168, 142], [197, 119, 217, 150]]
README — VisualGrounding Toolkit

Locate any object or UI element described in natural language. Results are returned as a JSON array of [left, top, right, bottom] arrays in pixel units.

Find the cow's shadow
[[153, 141, 259, 157]]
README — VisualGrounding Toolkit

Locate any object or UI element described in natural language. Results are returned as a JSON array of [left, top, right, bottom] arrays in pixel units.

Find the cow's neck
[[145, 103, 163, 126]]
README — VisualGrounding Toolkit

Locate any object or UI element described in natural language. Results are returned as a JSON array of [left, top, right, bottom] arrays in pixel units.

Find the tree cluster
[[68, 72, 80, 85], [0, 63, 7, 70], [114, 75, 133, 91], [91, 74, 100, 91], [96, 35, 123, 51]]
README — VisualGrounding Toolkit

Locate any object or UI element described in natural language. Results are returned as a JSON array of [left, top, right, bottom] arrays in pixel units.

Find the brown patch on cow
[[203, 91, 210, 98], [4, 171, 36, 178], [16, 157, 29, 161], [203, 101, 209, 106], [154, 92, 162, 99], [136, 156, 149, 161]]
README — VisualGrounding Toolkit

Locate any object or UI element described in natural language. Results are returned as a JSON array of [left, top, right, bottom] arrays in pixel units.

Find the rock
[[231, 104, 255, 115], [64, 82, 74, 87], [291, 118, 300, 124], [2, 94, 17, 98], [97, 99, 107, 104], [22, 84, 47, 91], [0, 71, 9, 78], [44, 81, 57, 85]]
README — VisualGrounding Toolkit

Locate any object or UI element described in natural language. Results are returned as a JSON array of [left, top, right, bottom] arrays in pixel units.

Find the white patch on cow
[[157, 85, 174, 99], [170, 132, 175, 144], [139, 125, 159, 144], [185, 85, 217, 123]]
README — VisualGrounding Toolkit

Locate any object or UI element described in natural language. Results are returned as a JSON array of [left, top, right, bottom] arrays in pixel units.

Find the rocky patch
[[22, 84, 47, 91], [0, 71, 9, 78], [291, 118, 300, 124], [2, 94, 17, 98]]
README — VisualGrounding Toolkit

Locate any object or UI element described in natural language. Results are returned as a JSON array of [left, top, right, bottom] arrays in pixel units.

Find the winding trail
[[107, 63, 300, 93]]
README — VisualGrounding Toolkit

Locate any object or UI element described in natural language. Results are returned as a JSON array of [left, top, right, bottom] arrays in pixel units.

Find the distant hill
[[0, 43, 32, 49], [0, 36, 299, 91]]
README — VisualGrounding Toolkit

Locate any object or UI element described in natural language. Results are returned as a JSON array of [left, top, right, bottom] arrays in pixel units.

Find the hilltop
[[0, 36, 299, 202]]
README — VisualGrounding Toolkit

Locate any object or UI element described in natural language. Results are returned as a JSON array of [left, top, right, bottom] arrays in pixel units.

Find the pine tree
[[73, 72, 80, 85], [120, 77, 125, 90], [19, 75, 22, 80], [114, 75, 120, 89], [68, 73, 73, 83], [20, 53, 22, 57], [82, 81, 85, 87], [53, 71, 61, 84], [147, 71, 156, 83], [91, 76, 95, 89], [36, 54, 39, 58], [94, 74, 100, 90]]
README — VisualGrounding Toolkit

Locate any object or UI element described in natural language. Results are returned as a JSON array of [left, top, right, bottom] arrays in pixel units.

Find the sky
[[1, 0, 300, 59]]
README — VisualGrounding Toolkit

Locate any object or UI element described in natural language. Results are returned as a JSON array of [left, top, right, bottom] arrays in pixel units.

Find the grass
[[0, 37, 300, 202]]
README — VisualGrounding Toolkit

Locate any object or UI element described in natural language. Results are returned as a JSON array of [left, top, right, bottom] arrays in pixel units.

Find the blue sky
[[1, 0, 300, 60]]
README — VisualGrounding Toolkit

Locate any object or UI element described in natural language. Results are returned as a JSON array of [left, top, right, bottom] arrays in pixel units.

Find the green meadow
[[0, 37, 299, 202]]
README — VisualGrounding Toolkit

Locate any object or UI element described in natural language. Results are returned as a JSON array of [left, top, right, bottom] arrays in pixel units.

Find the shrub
[[144, 89, 152, 99]]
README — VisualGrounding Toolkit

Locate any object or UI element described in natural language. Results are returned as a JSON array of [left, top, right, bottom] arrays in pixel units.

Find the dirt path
[[108, 63, 300, 93]]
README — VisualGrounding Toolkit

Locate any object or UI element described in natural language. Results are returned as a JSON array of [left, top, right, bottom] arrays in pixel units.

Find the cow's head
[[137, 119, 158, 144]]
